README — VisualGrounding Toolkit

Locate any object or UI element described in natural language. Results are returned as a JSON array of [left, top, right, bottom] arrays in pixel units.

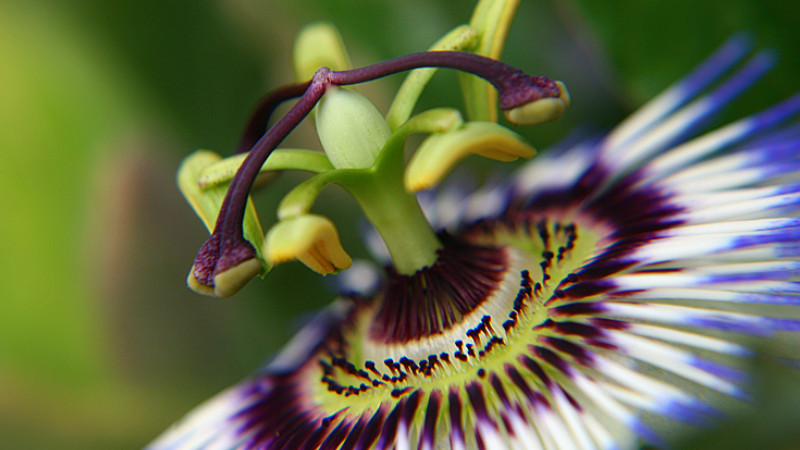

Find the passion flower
[[152, 2, 800, 448]]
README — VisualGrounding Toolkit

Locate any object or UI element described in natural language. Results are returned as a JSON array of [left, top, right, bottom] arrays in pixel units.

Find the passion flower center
[[305, 216, 605, 431], [369, 234, 508, 344]]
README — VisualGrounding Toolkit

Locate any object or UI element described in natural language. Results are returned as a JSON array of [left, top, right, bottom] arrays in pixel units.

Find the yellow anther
[[504, 81, 571, 125], [265, 215, 353, 275], [386, 25, 479, 129], [405, 122, 536, 192], [187, 258, 263, 298], [186, 272, 215, 296], [293, 22, 353, 82]]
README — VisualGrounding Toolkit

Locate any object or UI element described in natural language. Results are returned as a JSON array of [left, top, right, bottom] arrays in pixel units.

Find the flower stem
[[348, 175, 441, 274]]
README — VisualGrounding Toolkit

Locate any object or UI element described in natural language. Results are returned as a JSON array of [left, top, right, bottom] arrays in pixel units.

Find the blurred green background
[[1, 0, 799, 448]]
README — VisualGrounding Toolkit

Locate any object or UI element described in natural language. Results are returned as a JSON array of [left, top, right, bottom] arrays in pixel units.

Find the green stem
[[333, 112, 452, 274], [348, 175, 442, 274], [276, 109, 463, 275]]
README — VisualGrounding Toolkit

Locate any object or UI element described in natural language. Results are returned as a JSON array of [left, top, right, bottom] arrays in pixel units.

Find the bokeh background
[[2, 0, 799, 448]]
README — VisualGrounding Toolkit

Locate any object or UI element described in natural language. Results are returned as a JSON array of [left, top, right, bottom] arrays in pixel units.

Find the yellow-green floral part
[[265, 214, 352, 275], [460, 0, 520, 122], [293, 21, 353, 82], [177, 150, 269, 275]]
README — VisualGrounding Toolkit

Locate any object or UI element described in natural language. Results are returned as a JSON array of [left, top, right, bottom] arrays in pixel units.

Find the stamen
[[191, 51, 566, 295], [265, 214, 352, 275], [405, 121, 536, 192]]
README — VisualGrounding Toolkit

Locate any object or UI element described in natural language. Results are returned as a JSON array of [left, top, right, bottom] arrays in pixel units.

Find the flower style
[[153, 2, 800, 449]]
